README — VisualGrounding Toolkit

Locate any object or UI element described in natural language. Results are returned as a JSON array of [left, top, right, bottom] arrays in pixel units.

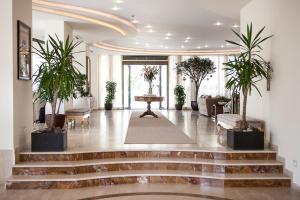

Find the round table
[[134, 96, 164, 118]]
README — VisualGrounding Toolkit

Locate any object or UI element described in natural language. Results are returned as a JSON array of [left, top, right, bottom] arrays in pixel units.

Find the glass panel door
[[123, 65, 167, 109]]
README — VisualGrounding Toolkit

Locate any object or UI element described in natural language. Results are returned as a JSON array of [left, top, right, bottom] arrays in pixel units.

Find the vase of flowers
[[141, 66, 159, 95]]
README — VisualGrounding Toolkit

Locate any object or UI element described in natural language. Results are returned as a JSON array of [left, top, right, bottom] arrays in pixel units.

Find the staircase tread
[[14, 158, 283, 167], [7, 170, 291, 182]]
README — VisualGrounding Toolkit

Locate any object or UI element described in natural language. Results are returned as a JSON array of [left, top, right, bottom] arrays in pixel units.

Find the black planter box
[[191, 101, 199, 111], [227, 129, 264, 150], [105, 103, 113, 110], [31, 129, 67, 152]]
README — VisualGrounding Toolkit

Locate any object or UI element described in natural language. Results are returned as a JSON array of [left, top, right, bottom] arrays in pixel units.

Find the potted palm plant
[[32, 35, 86, 151], [176, 57, 216, 111], [104, 81, 117, 110], [224, 23, 273, 150], [174, 85, 186, 110]]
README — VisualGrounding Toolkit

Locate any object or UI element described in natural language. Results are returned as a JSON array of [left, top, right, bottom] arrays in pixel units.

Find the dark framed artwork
[[17, 20, 31, 80]]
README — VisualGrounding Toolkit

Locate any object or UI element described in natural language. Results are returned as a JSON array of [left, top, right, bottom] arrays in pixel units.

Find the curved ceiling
[[32, 0, 250, 54]]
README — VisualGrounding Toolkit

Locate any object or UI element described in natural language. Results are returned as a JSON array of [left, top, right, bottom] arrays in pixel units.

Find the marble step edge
[[14, 158, 284, 168], [7, 170, 291, 182], [19, 149, 277, 155]]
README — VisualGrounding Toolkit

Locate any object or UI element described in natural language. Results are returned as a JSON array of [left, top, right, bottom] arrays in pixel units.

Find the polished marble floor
[[61, 109, 227, 152], [1, 183, 300, 200]]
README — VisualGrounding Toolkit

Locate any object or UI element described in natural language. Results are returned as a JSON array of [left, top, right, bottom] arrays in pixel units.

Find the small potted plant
[[104, 81, 117, 110], [32, 35, 86, 151], [224, 23, 273, 150], [174, 85, 186, 110], [176, 57, 215, 111]]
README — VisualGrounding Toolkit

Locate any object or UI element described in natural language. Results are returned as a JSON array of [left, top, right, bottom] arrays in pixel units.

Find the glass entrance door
[[124, 65, 167, 109]]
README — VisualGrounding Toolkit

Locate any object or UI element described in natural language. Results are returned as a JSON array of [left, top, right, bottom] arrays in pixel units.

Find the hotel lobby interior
[[0, 0, 300, 199]]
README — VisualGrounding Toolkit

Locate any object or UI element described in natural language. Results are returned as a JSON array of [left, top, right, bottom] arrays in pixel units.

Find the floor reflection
[[67, 110, 226, 152]]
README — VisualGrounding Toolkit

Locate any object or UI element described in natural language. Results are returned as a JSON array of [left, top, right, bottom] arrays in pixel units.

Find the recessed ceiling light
[[214, 21, 223, 26], [197, 46, 201, 49], [164, 46, 168, 49], [114, 0, 124, 3], [135, 41, 139, 45], [145, 43, 150, 47], [111, 6, 120, 11], [131, 19, 139, 24], [165, 36, 170, 40], [145, 24, 152, 28], [166, 32, 172, 36], [232, 24, 240, 28], [184, 40, 189, 43], [185, 36, 191, 40], [220, 45, 225, 48], [204, 45, 208, 48], [148, 29, 154, 33], [181, 45, 185, 49], [226, 43, 231, 46]]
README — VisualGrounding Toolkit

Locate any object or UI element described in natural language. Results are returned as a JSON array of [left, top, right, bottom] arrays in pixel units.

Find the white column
[[0, 0, 32, 183]]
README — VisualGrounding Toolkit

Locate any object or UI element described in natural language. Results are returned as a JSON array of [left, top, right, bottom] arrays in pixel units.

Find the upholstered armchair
[[198, 95, 230, 117]]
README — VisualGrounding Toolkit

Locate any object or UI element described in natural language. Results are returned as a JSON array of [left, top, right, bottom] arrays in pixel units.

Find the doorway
[[123, 64, 168, 109]]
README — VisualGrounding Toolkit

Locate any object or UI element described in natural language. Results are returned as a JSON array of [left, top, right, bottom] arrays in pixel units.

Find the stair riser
[[6, 177, 291, 189], [13, 164, 283, 175], [19, 151, 277, 162]]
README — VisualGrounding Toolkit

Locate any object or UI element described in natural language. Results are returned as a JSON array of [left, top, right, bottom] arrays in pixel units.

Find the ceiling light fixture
[[197, 46, 201, 49], [165, 36, 170, 40], [214, 21, 223, 26], [166, 32, 172, 36], [114, 0, 124, 4], [184, 40, 189, 43], [135, 41, 139, 45], [204, 45, 209, 48], [220, 45, 225, 48], [181, 45, 185, 49], [164, 46, 169, 49], [148, 29, 154, 33], [32, 6, 126, 35], [145, 25, 152, 29], [185, 36, 191, 40], [130, 15, 139, 24], [111, 6, 120, 11], [232, 24, 240, 28], [145, 43, 150, 47]]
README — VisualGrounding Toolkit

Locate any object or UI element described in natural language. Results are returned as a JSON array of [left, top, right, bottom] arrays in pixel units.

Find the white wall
[[241, 0, 300, 185], [0, 0, 32, 183]]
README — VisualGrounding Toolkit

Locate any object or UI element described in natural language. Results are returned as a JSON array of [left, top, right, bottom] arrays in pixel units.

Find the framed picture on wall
[[17, 20, 31, 80]]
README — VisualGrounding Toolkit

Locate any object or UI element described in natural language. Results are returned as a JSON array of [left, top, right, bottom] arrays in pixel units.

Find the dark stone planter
[[45, 114, 65, 129], [104, 103, 113, 110], [175, 104, 183, 110], [227, 129, 264, 150], [191, 101, 199, 111], [31, 129, 67, 152]]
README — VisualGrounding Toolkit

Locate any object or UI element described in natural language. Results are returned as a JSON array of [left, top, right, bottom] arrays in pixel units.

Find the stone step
[[6, 170, 291, 189], [13, 158, 284, 175], [19, 150, 277, 162]]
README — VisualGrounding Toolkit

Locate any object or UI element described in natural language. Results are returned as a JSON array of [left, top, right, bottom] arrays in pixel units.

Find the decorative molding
[[32, 0, 137, 32], [94, 42, 240, 56], [32, 6, 127, 36]]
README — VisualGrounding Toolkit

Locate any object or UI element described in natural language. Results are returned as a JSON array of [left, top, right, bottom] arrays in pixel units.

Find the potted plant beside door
[[32, 35, 86, 151], [174, 85, 186, 110], [104, 81, 117, 110], [224, 23, 273, 150], [176, 57, 215, 111]]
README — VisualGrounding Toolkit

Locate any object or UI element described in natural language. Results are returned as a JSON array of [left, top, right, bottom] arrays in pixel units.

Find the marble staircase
[[6, 150, 291, 189]]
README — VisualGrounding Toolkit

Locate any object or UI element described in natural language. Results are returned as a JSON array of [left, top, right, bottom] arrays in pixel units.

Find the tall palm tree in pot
[[224, 23, 273, 150], [32, 35, 86, 151]]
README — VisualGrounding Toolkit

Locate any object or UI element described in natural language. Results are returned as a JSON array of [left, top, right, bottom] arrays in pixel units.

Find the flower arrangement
[[141, 66, 159, 95]]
